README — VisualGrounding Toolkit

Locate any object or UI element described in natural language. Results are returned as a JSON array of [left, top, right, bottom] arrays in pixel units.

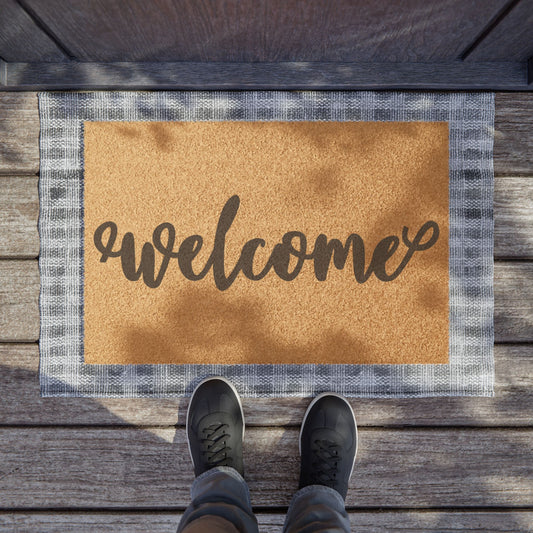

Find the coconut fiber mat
[[38, 91, 494, 397]]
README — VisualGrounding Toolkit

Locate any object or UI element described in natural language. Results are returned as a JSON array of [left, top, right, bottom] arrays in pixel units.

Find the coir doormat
[[38, 91, 494, 397]]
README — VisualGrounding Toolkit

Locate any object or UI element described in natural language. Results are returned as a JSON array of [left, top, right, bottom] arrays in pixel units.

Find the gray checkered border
[[38, 91, 494, 397]]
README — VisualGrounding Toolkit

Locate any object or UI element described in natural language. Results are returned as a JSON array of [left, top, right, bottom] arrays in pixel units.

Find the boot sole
[[186, 376, 245, 468], [299, 392, 358, 479]]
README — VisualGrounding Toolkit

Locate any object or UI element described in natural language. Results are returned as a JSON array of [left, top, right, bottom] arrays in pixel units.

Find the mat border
[[38, 91, 494, 397]]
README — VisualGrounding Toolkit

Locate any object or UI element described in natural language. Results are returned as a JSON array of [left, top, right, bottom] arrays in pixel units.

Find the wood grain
[[0, 1, 530, 517], [0, 92, 39, 175], [2, 260, 531, 343], [494, 93, 533, 176], [1, 92, 531, 176], [0, 426, 531, 508], [2, 511, 533, 532], [494, 177, 533, 259], [465, 0, 533, 62], [3, 60, 528, 91], [0, 343, 531, 427], [0, 260, 39, 341], [0, 0, 67, 62], [1, 175, 531, 260], [19, 0, 506, 62], [494, 262, 533, 342], [0, 176, 39, 258]]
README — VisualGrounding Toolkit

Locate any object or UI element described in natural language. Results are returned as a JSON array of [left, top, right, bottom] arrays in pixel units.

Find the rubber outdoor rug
[[38, 91, 494, 397]]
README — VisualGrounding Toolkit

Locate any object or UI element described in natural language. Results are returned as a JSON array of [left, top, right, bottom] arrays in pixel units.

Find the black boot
[[299, 393, 357, 500], [186, 377, 245, 477]]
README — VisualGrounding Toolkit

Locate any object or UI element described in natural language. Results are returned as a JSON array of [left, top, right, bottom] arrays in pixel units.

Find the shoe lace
[[311, 439, 341, 485], [200, 423, 233, 468]]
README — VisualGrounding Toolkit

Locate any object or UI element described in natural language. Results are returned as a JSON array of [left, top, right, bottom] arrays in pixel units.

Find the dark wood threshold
[[0, 60, 531, 91]]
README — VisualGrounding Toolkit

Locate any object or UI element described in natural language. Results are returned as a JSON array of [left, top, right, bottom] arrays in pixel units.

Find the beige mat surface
[[83, 121, 449, 365]]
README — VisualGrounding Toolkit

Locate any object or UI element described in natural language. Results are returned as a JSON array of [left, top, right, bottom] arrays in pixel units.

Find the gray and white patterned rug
[[38, 91, 494, 397]]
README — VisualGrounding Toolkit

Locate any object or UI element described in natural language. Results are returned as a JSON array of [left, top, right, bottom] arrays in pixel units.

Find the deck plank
[[494, 176, 533, 259], [2, 511, 533, 532], [0, 89, 532, 521], [1, 260, 531, 343], [4, 61, 529, 91], [0, 93, 40, 175], [494, 93, 533, 176], [1, 175, 531, 259], [1, 343, 531, 427], [0, 260, 39, 342], [0, 426, 531, 508], [0, 176, 39, 258], [0, 92, 532, 176], [494, 262, 533, 342]]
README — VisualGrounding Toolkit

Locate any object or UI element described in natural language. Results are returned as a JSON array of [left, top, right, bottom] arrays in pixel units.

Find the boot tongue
[[192, 389, 238, 427], [315, 408, 354, 449], [311, 427, 344, 446], [200, 411, 234, 430]]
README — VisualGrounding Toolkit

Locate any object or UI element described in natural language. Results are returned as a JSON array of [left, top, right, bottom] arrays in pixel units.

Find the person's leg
[[283, 393, 357, 533], [177, 377, 259, 533], [282, 484, 350, 533], [178, 466, 256, 533]]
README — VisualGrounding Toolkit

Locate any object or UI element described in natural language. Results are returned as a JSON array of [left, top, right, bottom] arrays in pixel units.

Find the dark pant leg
[[177, 466, 259, 533], [180, 515, 240, 533], [283, 485, 351, 533]]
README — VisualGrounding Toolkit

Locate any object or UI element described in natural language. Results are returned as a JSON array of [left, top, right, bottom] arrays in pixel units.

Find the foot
[[186, 377, 245, 477], [299, 393, 357, 500]]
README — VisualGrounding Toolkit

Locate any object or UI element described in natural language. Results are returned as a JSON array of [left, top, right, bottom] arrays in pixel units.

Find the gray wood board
[[0, 426, 531, 508], [2, 511, 533, 532], [19, 0, 506, 62], [494, 262, 533, 342], [2, 61, 528, 90], [2, 175, 531, 259], [1, 93, 532, 176], [0, 343, 531, 427], [0, 260, 39, 342], [494, 93, 533, 176], [2, 260, 531, 343], [494, 177, 533, 259], [466, 0, 533, 62], [0, 93, 40, 174], [0, 0, 67, 62], [0, 176, 39, 258]]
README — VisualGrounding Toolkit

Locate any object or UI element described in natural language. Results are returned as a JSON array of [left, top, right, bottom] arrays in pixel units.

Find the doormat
[[38, 91, 494, 397]]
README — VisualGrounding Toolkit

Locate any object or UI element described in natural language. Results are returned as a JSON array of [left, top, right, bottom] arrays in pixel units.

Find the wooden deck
[[0, 92, 532, 532]]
